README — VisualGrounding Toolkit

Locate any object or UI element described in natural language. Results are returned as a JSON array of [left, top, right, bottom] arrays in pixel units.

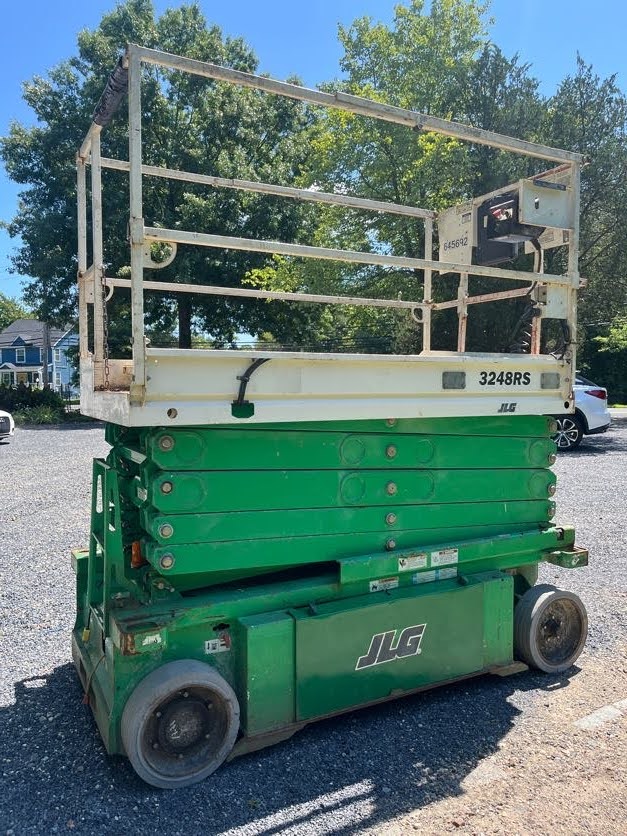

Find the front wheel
[[514, 584, 588, 673], [552, 414, 584, 451], [121, 660, 240, 789]]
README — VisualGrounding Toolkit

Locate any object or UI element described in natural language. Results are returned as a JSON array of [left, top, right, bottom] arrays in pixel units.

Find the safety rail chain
[[76, 44, 583, 406]]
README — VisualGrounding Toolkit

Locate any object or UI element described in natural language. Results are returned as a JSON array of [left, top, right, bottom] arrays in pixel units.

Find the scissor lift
[[72, 44, 588, 788]]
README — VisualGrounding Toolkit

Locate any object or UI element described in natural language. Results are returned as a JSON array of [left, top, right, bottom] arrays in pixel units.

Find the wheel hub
[[140, 685, 228, 778], [158, 697, 212, 754], [537, 599, 583, 665], [553, 418, 580, 449]]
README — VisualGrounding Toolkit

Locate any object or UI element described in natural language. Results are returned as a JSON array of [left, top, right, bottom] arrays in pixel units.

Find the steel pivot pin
[[159, 435, 175, 451], [159, 553, 175, 570], [159, 523, 174, 539]]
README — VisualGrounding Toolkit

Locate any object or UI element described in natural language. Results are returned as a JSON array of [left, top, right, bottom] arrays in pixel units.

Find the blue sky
[[2, 0, 626, 301]]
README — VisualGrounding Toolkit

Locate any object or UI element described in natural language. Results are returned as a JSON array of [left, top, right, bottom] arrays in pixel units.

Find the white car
[[552, 376, 611, 451], [0, 409, 15, 442]]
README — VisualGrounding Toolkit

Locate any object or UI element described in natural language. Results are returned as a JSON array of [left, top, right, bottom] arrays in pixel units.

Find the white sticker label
[[413, 570, 436, 585], [438, 567, 458, 580], [204, 636, 230, 654], [141, 633, 162, 647], [398, 553, 428, 572], [413, 567, 458, 585], [369, 577, 399, 593], [430, 548, 459, 567]]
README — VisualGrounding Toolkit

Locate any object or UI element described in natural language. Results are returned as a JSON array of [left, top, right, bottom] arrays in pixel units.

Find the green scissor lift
[[72, 45, 589, 788]]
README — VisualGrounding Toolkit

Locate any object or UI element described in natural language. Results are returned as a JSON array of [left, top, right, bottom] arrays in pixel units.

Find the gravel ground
[[0, 421, 626, 836]]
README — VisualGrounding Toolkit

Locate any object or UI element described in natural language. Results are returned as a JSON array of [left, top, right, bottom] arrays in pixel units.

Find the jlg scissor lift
[[72, 45, 589, 788]]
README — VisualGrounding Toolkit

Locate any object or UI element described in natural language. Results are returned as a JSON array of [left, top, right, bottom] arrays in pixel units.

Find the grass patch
[[13, 406, 64, 425], [13, 407, 98, 426]]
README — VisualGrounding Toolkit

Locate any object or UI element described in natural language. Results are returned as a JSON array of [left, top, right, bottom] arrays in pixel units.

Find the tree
[[279, 0, 548, 353], [1, 0, 322, 348], [541, 57, 627, 327], [0, 293, 29, 331], [579, 316, 627, 402]]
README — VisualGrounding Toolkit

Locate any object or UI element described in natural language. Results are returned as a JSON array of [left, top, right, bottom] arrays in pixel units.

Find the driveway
[[0, 421, 625, 835]]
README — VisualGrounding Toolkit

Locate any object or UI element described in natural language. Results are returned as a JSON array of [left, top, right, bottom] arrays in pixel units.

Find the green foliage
[[579, 317, 627, 403], [0, 0, 321, 347], [541, 57, 627, 326], [597, 317, 627, 351], [278, 0, 547, 352], [0, 293, 29, 331], [0, 383, 65, 412], [2, 0, 627, 360], [290, 2, 627, 355], [13, 405, 64, 425]]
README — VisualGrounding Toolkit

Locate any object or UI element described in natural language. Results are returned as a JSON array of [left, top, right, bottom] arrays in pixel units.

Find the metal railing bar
[[128, 46, 146, 397], [144, 226, 574, 287], [77, 158, 89, 359], [99, 157, 435, 219], [422, 217, 433, 351], [91, 132, 104, 363], [131, 45, 584, 164], [105, 277, 425, 312], [432, 287, 532, 311], [78, 123, 101, 161]]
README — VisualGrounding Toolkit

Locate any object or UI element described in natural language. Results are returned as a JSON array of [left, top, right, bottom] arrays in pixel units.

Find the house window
[[55, 372, 62, 387], [15, 347, 25, 363], [54, 348, 62, 363], [1, 372, 12, 386]]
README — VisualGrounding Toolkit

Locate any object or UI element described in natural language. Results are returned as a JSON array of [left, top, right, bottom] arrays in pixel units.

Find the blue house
[[0, 319, 79, 395]]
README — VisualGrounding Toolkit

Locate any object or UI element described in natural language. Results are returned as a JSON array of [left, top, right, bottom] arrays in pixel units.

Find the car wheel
[[552, 414, 584, 451]]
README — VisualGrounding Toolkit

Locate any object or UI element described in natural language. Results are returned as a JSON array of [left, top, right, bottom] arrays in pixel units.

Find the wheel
[[514, 584, 588, 673], [121, 660, 240, 789], [552, 414, 584, 451]]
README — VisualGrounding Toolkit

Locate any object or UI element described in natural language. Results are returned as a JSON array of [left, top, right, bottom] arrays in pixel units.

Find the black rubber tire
[[121, 660, 240, 789], [514, 584, 588, 673], [552, 414, 584, 451]]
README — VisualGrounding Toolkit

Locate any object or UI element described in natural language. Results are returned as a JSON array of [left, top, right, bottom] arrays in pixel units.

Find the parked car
[[552, 376, 611, 451], [0, 409, 15, 442]]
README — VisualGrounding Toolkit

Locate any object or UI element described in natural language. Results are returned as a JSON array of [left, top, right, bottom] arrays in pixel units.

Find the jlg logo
[[355, 624, 427, 670], [497, 402, 517, 413]]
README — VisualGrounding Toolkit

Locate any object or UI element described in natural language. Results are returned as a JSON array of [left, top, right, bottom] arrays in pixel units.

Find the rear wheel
[[552, 415, 584, 451], [514, 584, 588, 673], [121, 660, 239, 789]]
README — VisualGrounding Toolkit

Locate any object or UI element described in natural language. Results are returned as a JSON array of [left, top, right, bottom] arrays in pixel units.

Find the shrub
[[0, 383, 65, 413], [580, 317, 627, 404], [13, 405, 63, 425]]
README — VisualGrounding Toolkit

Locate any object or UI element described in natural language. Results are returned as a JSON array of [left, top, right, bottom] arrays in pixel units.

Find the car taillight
[[585, 388, 607, 400]]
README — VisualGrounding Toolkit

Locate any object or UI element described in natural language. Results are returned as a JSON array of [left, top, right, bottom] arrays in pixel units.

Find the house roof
[[0, 363, 42, 372], [0, 319, 73, 348]]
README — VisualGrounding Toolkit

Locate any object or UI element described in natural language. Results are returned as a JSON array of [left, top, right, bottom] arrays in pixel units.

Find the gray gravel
[[0, 421, 625, 836]]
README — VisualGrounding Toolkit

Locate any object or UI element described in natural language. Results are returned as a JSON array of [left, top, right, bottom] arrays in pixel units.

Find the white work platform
[[80, 349, 572, 427]]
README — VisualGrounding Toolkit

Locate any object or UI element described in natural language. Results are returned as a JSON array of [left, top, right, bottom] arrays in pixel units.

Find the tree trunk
[[178, 296, 192, 349], [42, 321, 50, 389]]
